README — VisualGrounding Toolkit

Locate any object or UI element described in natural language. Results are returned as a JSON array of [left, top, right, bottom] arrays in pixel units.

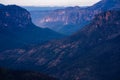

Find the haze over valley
[[0, 0, 120, 80]]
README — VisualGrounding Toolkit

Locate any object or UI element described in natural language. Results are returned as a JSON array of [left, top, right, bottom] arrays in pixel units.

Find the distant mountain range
[[23, 6, 65, 11], [0, 0, 120, 80], [0, 10, 120, 80], [30, 0, 120, 35], [0, 4, 64, 51]]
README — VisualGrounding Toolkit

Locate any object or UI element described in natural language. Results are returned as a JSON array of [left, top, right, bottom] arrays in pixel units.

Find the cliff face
[[0, 10, 120, 80], [31, 7, 100, 35], [0, 5, 32, 30], [0, 1, 120, 80], [0, 4, 64, 51], [30, 0, 120, 35]]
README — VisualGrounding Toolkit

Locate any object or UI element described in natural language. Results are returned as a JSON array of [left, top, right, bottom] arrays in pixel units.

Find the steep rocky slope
[[0, 4, 64, 51], [30, 0, 120, 35], [0, 10, 120, 80]]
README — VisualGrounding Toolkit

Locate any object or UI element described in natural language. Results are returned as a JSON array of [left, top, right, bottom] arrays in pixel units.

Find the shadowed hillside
[[0, 68, 58, 80], [0, 10, 120, 80], [0, 4, 64, 51]]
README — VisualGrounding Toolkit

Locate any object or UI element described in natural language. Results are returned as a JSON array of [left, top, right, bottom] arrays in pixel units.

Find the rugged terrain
[[0, 4, 64, 51], [0, 10, 120, 80], [30, 0, 120, 35]]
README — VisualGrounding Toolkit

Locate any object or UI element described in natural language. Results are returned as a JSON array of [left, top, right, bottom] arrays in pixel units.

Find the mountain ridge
[[0, 4, 64, 51], [0, 10, 120, 80], [30, 0, 120, 35]]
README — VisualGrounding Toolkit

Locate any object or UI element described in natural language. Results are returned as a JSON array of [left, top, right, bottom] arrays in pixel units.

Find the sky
[[0, 0, 101, 7]]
